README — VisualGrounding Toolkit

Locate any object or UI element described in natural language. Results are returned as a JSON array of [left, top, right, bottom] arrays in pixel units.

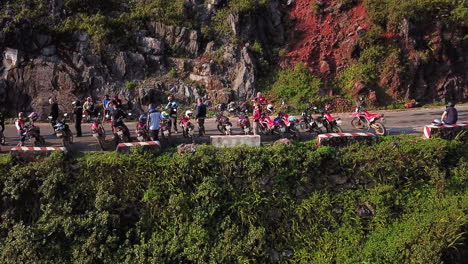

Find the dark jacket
[[445, 106, 458, 124], [74, 106, 83, 121], [195, 104, 207, 119], [112, 109, 126, 127], [50, 103, 59, 120]]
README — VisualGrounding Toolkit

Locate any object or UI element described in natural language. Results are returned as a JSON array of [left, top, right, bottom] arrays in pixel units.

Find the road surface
[[1, 105, 467, 152]]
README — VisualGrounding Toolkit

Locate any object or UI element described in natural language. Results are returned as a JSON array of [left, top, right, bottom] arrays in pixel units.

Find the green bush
[[271, 63, 322, 105], [0, 137, 467, 263]]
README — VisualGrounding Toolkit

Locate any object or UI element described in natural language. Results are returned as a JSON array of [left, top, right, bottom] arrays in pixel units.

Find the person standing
[[165, 95, 179, 133], [102, 95, 110, 119], [147, 104, 162, 141], [251, 92, 267, 135], [73, 100, 83, 137], [114, 94, 123, 109], [49, 97, 59, 133], [195, 97, 207, 136], [441, 102, 458, 125]]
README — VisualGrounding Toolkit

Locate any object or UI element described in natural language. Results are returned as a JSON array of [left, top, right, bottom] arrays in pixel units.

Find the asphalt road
[[1, 105, 467, 152]]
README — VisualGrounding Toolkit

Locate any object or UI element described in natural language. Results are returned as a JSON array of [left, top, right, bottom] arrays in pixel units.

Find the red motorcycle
[[279, 112, 300, 139], [216, 113, 233, 135], [237, 112, 252, 135], [91, 116, 106, 150], [322, 111, 343, 133], [136, 122, 150, 142], [351, 106, 387, 136], [179, 111, 195, 138], [160, 119, 171, 139]]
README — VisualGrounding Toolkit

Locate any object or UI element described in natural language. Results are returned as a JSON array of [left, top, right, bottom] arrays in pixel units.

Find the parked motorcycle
[[22, 124, 45, 146], [300, 107, 324, 136], [237, 112, 252, 135], [114, 114, 131, 143], [160, 119, 171, 139], [136, 123, 150, 142], [91, 114, 106, 150], [322, 111, 343, 133], [53, 113, 73, 149], [216, 113, 233, 135], [351, 106, 387, 136], [279, 111, 300, 139], [179, 111, 195, 138]]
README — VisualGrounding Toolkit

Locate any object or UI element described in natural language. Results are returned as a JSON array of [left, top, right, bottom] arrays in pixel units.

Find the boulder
[[177, 143, 197, 154], [138, 37, 165, 55]]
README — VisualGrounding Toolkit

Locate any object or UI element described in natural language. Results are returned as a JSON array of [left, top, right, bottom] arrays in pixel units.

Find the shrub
[[271, 63, 322, 104], [125, 81, 138, 90]]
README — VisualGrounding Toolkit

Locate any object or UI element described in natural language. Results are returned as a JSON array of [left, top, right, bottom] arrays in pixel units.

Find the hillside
[[0, 0, 467, 116]]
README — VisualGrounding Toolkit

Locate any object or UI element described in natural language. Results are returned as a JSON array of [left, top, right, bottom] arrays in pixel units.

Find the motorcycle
[[91, 114, 106, 150], [53, 113, 73, 149], [114, 114, 132, 143], [136, 123, 150, 142], [22, 124, 45, 146], [279, 111, 300, 139], [179, 115, 195, 138], [351, 106, 387, 136], [322, 111, 343, 133], [160, 119, 171, 139], [237, 112, 252, 135], [216, 113, 233, 135], [300, 106, 324, 136]]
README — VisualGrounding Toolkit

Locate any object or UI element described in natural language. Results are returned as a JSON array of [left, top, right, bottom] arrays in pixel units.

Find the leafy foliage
[[271, 63, 322, 104], [0, 136, 467, 263]]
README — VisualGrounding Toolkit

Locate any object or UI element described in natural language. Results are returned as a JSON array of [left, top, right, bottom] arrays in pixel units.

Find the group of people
[[1, 91, 460, 147], [136, 96, 207, 141]]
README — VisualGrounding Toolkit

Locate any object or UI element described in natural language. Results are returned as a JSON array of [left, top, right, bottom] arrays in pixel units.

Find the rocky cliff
[[0, 0, 466, 117]]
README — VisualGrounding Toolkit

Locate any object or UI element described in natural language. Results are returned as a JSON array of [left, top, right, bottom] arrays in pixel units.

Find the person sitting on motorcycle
[[111, 101, 131, 141], [137, 114, 148, 130], [15, 112, 27, 146], [165, 95, 179, 134], [83, 97, 96, 118], [28, 112, 39, 126], [441, 102, 458, 125]]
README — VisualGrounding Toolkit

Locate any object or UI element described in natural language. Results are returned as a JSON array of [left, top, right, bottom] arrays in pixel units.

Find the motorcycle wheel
[[62, 137, 71, 149], [309, 126, 322, 138], [332, 125, 343, 133], [35, 136, 46, 147], [217, 124, 226, 135], [97, 136, 105, 151], [372, 122, 387, 136], [299, 120, 309, 131], [351, 117, 367, 129]]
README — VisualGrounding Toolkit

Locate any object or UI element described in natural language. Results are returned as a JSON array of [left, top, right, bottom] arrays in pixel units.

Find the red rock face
[[286, 0, 369, 78]]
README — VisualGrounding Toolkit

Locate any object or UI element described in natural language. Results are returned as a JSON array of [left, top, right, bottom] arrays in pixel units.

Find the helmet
[[185, 110, 193, 117], [18, 112, 24, 118], [447, 102, 455, 107], [432, 119, 442, 126], [28, 112, 39, 121], [139, 114, 147, 122], [267, 104, 274, 112], [161, 111, 169, 119]]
